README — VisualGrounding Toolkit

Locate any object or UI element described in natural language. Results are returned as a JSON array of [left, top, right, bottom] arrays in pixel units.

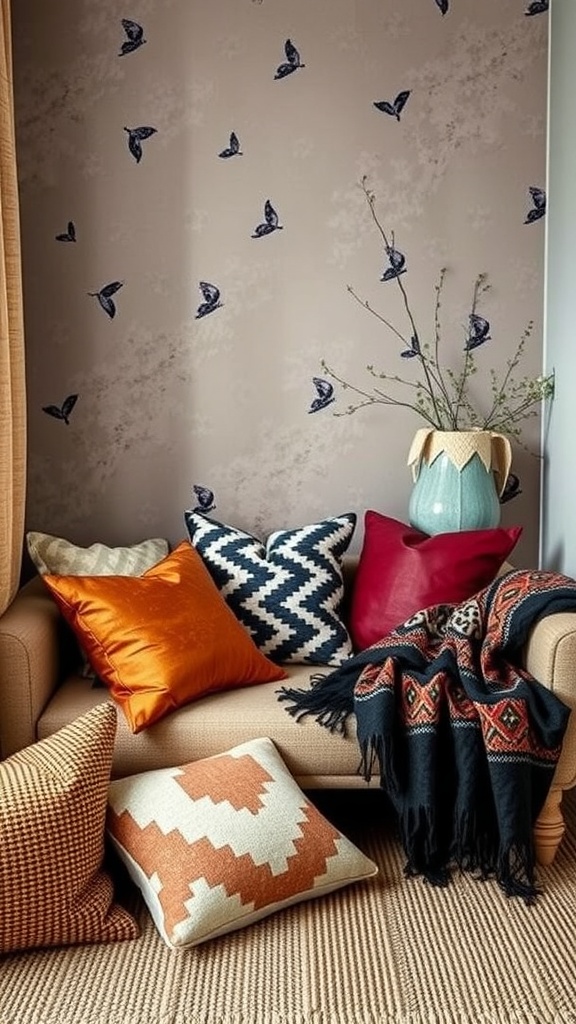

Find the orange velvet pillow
[[43, 542, 287, 733]]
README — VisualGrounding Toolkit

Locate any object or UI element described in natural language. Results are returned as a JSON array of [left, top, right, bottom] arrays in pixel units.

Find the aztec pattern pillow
[[0, 703, 139, 954], [107, 737, 377, 948], [349, 511, 522, 650], [184, 512, 357, 665], [42, 542, 286, 734]]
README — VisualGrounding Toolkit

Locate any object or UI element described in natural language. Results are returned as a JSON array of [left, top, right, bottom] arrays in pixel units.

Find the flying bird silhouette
[[251, 200, 283, 238], [500, 473, 522, 504], [274, 39, 305, 79], [124, 125, 157, 164], [192, 485, 216, 514], [525, 186, 546, 224], [308, 377, 335, 413], [381, 245, 406, 281], [42, 394, 78, 425], [434, 0, 449, 13], [465, 313, 491, 351], [525, 0, 548, 14], [374, 90, 411, 121], [55, 221, 76, 242], [401, 335, 421, 359], [88, 280, 124, 319], [195, 281, 222, 318], [119, 19, 146, 55], [218, 132, 242, 158]]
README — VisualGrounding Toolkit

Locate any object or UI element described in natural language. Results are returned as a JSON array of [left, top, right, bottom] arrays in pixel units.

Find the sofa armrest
[[525, 611, 576, 790], [0, 576, 78, 759]]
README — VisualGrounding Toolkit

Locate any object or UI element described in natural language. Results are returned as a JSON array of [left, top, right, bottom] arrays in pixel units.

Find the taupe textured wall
[[12, 0, 548, 564]]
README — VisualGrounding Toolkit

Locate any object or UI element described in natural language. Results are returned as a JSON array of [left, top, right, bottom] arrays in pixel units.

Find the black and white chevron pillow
[[184, 511, 357, 666]]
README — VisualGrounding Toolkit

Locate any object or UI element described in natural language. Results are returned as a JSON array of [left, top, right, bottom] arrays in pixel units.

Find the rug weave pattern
[[1, 790, 576, 1024]]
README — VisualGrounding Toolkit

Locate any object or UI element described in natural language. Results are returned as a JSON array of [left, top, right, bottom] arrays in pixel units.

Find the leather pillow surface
[[184, 511, 356, 665], [349, 511, 522, 651], [107, 736, 378, 948], [0, 703, 139, 954], [42, 541, 286, 733]]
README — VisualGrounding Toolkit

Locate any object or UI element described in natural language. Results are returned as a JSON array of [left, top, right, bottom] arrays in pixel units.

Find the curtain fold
[[0, 0, 26, 614]]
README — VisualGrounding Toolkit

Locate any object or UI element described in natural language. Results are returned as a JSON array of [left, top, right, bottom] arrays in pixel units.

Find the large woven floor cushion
[[107, 737, 378, 948], [0, 703, 139, 954]]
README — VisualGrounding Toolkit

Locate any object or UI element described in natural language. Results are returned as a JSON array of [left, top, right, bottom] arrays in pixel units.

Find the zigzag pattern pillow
[[184, 512, 356, 665]]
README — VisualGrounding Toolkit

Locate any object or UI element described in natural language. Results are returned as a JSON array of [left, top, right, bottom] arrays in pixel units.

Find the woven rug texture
[[1, 789, 575, 1024]]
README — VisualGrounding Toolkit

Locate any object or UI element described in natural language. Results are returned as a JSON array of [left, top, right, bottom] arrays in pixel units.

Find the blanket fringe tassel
[[360, 736, 540, 904], [277, 672, 355, 735]]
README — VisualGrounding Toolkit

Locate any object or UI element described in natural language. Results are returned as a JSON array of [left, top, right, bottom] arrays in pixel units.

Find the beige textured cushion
[[107, 736, 377, 948], [0, 703, 139, 954], [26, 531, 169, 577]]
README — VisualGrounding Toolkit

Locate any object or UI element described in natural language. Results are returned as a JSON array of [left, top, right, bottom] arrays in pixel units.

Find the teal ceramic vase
[[407, 429, 512, 535]]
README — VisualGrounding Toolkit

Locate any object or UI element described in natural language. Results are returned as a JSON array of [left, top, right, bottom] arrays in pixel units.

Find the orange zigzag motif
[[108, 754, 342, 937]]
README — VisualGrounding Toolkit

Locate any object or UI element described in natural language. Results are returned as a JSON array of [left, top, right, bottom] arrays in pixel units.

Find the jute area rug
[[1, 788, 576, 1024]]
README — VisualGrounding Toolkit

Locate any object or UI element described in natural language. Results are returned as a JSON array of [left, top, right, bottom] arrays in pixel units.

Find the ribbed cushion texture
[[107, 737, 377, 948], [0, 703, 139, 954], [26, 531, 169, 577], [42, 542, 287, 734], [184, 511, 356, 665]]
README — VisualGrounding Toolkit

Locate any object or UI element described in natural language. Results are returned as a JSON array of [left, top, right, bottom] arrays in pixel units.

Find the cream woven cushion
[[0, 703, 139, 954], [107, 736, 378, 948], [26, 531, 169, 577]]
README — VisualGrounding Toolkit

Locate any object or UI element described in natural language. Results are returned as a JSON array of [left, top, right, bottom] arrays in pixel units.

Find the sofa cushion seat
[[36, 667, 369, 786]]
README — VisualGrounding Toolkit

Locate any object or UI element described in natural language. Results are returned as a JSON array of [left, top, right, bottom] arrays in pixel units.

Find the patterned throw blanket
[[278, 569, 576, 902]]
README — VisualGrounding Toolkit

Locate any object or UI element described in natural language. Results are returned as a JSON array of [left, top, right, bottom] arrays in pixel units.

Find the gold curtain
[[0, 0, 26, 615]]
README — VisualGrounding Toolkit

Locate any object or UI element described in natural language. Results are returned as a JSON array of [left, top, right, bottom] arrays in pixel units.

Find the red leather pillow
[[349, 512, 522, 651]]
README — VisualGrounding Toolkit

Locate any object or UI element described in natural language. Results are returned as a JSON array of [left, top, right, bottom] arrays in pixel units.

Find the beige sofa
[[1, 558, 576, 866]]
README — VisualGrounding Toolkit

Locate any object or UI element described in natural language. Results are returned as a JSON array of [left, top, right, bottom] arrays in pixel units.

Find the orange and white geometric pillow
[[106, 737, 378, 948]]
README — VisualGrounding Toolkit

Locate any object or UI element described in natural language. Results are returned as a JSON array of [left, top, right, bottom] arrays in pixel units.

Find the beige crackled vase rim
[[406, 427, 512, 497]]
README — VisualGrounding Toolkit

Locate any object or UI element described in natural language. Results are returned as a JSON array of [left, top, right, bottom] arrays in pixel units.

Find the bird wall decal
[[373, 90, 411, 121], [308, 377, 335, 413], [195, 281, 222, 318], [274, 39, 305, 79], [119, 19, 146, 56], [525, 0, 548, 14], [381, 245, 406, 281], [400, 335, 421, 359], [465, 313, 491, 351], [524, 186, 546, 224], [124, 126, 157, 164], [88, 281, 124, 319], [500, 473, 522, 504], [192, 485, 216, 514], [251, 200, 283, 238], [218, 132, 242, 158], [55, 221, 76, 242], [434, 0, 449, 14], [42, 394, 78, 425]]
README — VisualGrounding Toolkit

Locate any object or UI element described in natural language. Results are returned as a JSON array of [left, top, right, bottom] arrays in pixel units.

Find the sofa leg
[[534, 786, 565, 866]]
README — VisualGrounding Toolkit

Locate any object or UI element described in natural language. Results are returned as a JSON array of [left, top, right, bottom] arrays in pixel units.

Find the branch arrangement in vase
[[320, 177, 554, 445]]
